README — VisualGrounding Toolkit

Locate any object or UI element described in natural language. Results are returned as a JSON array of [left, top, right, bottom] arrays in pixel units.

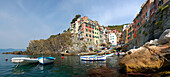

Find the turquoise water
[[0, 53, 122, 77]]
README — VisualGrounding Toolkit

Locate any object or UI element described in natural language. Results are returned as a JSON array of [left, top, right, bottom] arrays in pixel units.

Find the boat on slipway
[[38, 57, 55, 64], [11, 57, 38, 65]]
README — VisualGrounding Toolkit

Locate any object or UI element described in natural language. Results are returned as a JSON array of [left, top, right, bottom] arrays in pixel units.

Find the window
[[93, 31, 94, 33], [89, 25, 91, 28], [73, 25, 75, 28], [86, 34, 88, 37], [89, 30, 91, 33], [146, 12, 147, 16], [86, 29, 88, 31], [146, 5, 147, 9], [86, 24, 88, 27], [89, 34, 91, 37], [93, 35, 94, 38], [137, 23, 139, 26], [143, 15, 145, 19]]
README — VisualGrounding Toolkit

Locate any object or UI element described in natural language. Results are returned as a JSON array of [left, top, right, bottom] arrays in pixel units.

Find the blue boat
[[38, 57, 55, 64]]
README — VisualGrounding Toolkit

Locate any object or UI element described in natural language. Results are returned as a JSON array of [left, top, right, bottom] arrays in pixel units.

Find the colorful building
[[109, 31, 117, 45], [94, 25, 99, 45]]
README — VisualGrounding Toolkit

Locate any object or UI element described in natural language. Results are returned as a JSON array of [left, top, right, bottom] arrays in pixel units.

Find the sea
[[0, 49, 123, 77]]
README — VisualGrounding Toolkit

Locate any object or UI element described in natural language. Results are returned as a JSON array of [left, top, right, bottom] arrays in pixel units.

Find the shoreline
[[2, 51, 116, 56]]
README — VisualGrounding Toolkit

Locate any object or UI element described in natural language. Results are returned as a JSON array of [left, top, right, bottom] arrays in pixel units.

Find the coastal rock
[[126, 47, 145, 55], [88, 66, 119, 77], [158, 29, 170, 45], [119, 45, 170, 73], [25, 32, 88, 55]]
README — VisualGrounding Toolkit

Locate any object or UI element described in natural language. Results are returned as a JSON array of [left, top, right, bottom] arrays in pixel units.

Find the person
[[117, 52, 120, 56]]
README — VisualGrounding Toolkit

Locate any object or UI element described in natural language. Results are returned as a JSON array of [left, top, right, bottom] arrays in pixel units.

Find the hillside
[[22, 31, 88, 55], [107, 24, 129, 31]]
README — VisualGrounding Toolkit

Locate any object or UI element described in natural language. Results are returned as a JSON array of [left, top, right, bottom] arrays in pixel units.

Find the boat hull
[[11, 57, 38, 65], [80, 56, 106, 61], [38, 57, 55, 64]]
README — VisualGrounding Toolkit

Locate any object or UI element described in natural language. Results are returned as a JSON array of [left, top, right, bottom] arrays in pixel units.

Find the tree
[[75, 14, 81, 18], [63, 30, 67, 33], [71, 14, 81, 24], [67, 28, 70, 31]]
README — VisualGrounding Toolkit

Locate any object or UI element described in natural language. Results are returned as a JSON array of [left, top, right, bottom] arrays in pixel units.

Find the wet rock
[[158, 29, 170, 45], [151, 71, 170, 77], [88, 66, 119, 77], [119, 45, 170, 73]]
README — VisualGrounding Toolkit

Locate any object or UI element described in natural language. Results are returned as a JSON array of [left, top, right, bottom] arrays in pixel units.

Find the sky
[[0, 0, 146, 49]]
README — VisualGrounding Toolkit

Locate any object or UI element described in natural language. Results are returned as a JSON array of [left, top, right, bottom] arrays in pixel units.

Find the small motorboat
[[38, 57, 55, 64], [11, 57, 38, 65], [80, 55, 106, 61]]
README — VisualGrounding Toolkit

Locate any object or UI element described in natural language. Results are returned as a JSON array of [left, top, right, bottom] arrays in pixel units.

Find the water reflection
[[11, 56, 123, 76], [12, 64, 37, 74], [80, 60, 106, 66]]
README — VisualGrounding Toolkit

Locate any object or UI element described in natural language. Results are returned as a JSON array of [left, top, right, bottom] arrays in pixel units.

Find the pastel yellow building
[[94, 25, 99, 45]]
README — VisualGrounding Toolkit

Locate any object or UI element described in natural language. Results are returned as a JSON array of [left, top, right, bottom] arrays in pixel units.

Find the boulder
[[165, 33, 170, 43], [119, 45, 170, 73], [126, 47, 145, 55], [158, 29, 170, 45]]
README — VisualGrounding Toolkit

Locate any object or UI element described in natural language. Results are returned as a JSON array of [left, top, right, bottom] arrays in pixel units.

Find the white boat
[[115, 52, 125, 56], [80, 55, 106, 61], [105, 53, 114, 57], [38, 57, 55, 64], [11, 57, 38, 65]]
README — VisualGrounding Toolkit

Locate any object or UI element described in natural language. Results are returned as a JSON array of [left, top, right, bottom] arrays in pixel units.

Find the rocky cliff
[[25, 32, 88, 55]]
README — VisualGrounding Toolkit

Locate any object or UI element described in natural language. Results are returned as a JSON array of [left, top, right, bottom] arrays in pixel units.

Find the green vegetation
[[159, 26, 163, 30], [63, 30, 67, 33], [71, 14, 81, 24], [48, 35, 57, 39], [143, 23, 146, 28], [156, 5, 169, 14], [77, 42, 79, 45], [142, 31, 148, 36], [156, 6, 162, 14], [107, 23, 130, 32], [107, 42, 111, 45], [94, 50, 98, 52], [138, 30, 141, 34], [161, 5, 169, 12], [155, 21, 162, 25]]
